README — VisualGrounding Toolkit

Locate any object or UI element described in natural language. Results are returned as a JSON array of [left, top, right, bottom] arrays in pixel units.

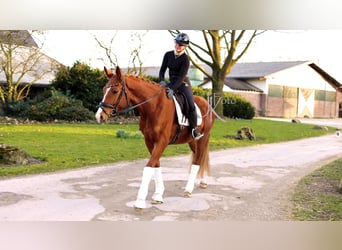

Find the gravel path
[[1, 121, 342, 221]]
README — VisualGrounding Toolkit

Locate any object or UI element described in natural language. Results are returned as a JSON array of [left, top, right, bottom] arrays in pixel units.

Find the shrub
[[52, 61, 107, 112], [142, 75, 159, 83], [27, 89, 94, 121], [193, 86, 212, 99], [116, 130, 143, 139], [192, 87, 255, 119], [56, 100, 94, 121], [116, 130, 131, 139], [223, 92, 255, 119], [5, 100, 30, 118]]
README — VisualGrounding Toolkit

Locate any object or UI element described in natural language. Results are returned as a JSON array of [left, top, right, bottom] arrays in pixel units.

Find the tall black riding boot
[[188, 109, 204, 140]]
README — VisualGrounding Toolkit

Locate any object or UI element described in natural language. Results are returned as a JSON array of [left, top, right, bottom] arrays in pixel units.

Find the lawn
[[0, 118, 334, 177], [292, 158, 342, 220]]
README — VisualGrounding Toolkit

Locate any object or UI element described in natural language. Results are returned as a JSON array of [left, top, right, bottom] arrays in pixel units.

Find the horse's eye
[[112, 90, 118, 94]]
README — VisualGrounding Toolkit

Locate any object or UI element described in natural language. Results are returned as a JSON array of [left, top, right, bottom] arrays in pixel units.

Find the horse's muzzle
[[95, 108, 105, 123]]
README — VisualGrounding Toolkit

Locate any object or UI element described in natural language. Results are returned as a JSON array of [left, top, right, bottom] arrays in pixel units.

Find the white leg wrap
[[152, 167, 165, 203], [185, 164, 200, 193], [134, 166, 154, 208]]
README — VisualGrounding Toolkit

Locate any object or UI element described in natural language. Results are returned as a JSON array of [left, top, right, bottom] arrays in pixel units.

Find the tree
[[127, 31, 148, 76], [0, 30, 59, 104], [169, 30, 265, 116], [93, 31, 119, 69], [92, 30, 149, 76], [52, 61, 108, 112]]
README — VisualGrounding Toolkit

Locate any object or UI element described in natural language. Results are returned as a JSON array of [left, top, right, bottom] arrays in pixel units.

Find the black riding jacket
[[158, 50, 191, 91]]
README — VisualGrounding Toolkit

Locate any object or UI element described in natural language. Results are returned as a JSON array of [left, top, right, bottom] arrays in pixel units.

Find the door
[[297, 88, 314, 118]]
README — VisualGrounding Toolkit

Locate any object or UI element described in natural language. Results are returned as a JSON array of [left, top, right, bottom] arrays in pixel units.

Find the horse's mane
[[126, 74, 161, 89]]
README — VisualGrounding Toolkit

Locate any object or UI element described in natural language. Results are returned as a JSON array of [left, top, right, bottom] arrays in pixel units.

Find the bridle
[[97, 76, 164, 118], [97, 76, 129, 118]]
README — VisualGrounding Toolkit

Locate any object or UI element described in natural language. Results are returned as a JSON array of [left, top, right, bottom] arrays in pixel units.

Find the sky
[[36, 30, 342, 82]]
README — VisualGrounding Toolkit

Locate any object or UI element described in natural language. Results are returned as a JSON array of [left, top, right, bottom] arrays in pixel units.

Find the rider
[[158, 32, 204, 140]]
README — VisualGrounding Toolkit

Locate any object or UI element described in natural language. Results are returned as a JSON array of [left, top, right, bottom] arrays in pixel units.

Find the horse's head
[[95, 66, 128, 123]]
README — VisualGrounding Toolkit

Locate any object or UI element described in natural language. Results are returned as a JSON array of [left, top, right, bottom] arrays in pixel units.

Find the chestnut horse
[[96, 66, 216, 209]]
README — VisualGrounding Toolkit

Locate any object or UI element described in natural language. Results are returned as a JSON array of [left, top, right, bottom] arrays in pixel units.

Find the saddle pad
[[173, 96, 202, 126]]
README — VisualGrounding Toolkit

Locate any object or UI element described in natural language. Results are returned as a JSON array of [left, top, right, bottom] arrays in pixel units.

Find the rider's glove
[[159, 81, 167, 86], [166, 87, 174, 99]]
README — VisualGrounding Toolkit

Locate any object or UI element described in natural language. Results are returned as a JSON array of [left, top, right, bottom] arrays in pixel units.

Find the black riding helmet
[[175, 33, 190, 46]]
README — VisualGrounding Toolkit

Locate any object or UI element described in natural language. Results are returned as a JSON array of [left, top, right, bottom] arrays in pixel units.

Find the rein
[[97, 77, 164, 117], [120, 88, 163, 115]]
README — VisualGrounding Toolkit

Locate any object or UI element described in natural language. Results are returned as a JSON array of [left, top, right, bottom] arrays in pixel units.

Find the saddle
[[174, 92, 189, 116], [173, 92, 202, 127]]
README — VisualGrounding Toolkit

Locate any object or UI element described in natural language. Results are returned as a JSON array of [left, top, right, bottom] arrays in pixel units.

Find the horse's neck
[[126, 75, 175, 124], [126, 75, 161, 104]]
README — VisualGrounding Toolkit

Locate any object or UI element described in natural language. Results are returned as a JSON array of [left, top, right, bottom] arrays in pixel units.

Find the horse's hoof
[[199, 182, 208, 189], [184, 191, 192, 198], [134, 206, 144, 212], [151, 200, 163, 205], [134, 199, 147, 210]]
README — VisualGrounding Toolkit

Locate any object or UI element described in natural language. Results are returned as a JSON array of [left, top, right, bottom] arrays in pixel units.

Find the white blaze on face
[[95, 87, 111, 123], [95, 107, 103, 123]]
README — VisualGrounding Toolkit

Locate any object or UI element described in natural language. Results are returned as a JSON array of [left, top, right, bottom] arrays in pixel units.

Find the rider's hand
[[166, 87, 174, 99]]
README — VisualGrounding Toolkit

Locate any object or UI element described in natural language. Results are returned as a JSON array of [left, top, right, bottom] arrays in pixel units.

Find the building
[[199, 61, 342, 118], [0, 30, 61, 99], [122, 61, 342, 118]]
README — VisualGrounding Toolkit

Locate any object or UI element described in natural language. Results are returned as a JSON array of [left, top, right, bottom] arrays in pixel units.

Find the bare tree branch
[[93, 30, 148, 75], [92, 31, 118, 68], [0, 30, 58, 102], [127, 31, 148, 76]]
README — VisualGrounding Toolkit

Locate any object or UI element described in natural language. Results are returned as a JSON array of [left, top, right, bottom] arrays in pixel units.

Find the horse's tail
[[195, 133, 211, 178], [192, 95, 215, 178]]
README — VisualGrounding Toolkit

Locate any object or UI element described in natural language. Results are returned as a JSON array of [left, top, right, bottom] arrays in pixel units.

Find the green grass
[[0, 118, 334, 177], [292, 158, 342, 220]]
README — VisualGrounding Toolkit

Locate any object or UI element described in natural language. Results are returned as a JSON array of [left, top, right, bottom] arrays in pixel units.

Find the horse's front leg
[[134, 138, 168, 209], [134, 166, 165, 209], [134, 166, 154, 209], [151, 167, 164, 205]]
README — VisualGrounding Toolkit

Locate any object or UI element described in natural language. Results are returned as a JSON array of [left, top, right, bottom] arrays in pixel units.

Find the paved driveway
[[1, 119, 342, 221]]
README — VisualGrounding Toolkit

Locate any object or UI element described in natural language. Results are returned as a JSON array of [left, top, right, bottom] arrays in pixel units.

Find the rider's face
[[175, 43, 186, 53]]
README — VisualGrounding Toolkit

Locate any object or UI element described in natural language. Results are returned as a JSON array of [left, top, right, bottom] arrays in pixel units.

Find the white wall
[[266, 64, 336, 92], [200, 64, 336, 96]]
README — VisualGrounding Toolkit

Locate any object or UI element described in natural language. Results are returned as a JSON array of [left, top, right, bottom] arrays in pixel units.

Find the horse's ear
[[116, 66, 123, 81], [104, 66, 113, 78]]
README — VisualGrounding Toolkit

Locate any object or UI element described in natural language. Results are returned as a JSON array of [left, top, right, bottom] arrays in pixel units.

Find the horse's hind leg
[[196, 133, 210, 189], [184, 164, 200, 198], [184, 135, 210, 197]]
